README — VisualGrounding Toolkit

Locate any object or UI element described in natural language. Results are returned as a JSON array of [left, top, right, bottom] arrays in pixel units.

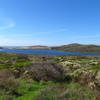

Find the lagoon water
[[0, 49, 100, 56]]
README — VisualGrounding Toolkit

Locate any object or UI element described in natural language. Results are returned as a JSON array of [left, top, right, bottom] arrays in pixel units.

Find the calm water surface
[[0, 49, 100, 56]]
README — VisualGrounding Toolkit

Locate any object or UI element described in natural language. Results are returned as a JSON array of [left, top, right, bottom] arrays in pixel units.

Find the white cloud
[[0, 12, 15, 31], [0, 36, 44, 46], [0, 23, 15, 30]]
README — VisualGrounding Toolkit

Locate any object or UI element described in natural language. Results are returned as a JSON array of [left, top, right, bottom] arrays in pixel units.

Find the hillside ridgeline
[[52, 43, 100, 54], [1, 43, 100, 54]]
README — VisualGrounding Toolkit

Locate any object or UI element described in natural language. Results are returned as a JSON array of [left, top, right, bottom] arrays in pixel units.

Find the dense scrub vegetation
[[0, 53, 100, 100]]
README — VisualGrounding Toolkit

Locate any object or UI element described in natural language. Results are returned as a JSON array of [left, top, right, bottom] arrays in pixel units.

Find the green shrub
[[10, 62, 33, 71], [36, 83, 95, 100], [91, 65, 100, 71], [16, 59, 27, 63]]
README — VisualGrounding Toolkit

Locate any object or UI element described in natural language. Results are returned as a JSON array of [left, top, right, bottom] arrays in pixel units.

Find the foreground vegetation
[[0, 53, 100, 100]]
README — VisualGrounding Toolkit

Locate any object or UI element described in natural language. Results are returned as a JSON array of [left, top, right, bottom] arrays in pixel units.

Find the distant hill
[[1, 43, 100, 54], [21, 46, 51, 50], [0, 47, 3, 49], [51, 43, 100, 54], [8, 46, 51, 50]]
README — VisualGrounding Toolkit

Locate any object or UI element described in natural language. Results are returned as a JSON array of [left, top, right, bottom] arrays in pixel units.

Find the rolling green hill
[[1, 43, 100, 54], [52, 43, 100, 54]]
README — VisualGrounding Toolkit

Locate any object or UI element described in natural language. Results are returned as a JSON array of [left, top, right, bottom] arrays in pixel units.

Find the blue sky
[[0, 0, 100, 46]]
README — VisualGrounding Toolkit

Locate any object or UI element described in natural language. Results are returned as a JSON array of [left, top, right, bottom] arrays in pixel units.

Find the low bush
[[36, 83, 95, 100]]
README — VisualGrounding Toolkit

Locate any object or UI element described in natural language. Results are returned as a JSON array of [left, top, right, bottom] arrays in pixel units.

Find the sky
[[0, 0, 100, 46]]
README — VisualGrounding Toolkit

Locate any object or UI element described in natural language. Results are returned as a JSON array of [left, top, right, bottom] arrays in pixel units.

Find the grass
[[36, 82, 95, 100], [13, 81, 58, 100], [0, 54, 100, 100], [0, 54, 33, 71], [0, 77, 58, 100], [91, 65, 100, 71], [10, 62, 33, 71]]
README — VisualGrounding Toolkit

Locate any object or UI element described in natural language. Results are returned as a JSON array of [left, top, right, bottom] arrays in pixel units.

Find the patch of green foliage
[[10, 62, 33, 71], [36, 83, 95, 100], [0, 54, 33, 71], [91, 65, 100, 71], [13, 81, 57, 100], [0, 78, 57, 100], [0, 54, 100, 100]]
